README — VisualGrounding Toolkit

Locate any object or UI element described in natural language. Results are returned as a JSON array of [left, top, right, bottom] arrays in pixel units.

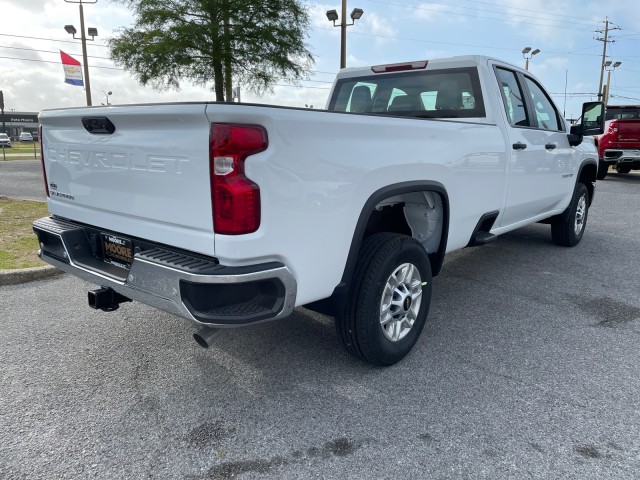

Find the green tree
[[109, 0, 314, 101]]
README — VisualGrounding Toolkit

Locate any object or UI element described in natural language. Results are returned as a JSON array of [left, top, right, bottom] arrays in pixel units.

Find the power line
[[0, 32, 109, 48], [364, 0, 596, 32], [0, 55, 122, 70], [0, 55, 334, 89], [610, 94, 640, 102], [273, 84, 330, 90], [0, 45, 339, 78], [0, 45, 112, 61], [317, 27, 603, 57], [412, 0, 597, 23]]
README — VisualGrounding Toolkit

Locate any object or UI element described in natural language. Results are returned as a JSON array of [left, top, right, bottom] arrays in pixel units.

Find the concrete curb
[[0, 265, 62, 286]]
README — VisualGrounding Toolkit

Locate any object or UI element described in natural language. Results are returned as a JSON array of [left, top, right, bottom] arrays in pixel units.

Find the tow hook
[[88, 287, 131, 312]]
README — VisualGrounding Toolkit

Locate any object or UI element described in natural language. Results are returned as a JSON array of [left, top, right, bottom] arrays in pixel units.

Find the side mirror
[[567, 101, 605, 147], [579, 101, 605, 136]]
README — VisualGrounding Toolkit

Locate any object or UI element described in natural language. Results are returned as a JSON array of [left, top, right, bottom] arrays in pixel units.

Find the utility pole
[[79, 2, 91, 105], [0, 90, 4, 161], [0, 90, 5, 134], [595, 17, 620, 100], [64, 0, 98, 106], [340, 0, 347, 69]]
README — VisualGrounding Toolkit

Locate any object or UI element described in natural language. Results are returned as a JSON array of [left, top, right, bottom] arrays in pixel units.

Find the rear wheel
[[597, 160, 608, 180], [616, 165, 631, 174], [551, 183, 589, 247], [336, 233, 432, 366]]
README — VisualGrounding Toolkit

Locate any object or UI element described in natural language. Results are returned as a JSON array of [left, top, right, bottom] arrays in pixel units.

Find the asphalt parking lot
[[0, 159, 45, 201], [1, 173, 640, 479]]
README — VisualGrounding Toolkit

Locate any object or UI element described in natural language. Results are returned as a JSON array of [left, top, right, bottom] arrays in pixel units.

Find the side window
[[495, 68, 528, 127], [524, 77, 561, 131]]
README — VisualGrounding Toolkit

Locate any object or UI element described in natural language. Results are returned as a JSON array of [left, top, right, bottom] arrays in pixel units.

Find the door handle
[[512, 142, 527, 150], [545, 143, 557, 150]]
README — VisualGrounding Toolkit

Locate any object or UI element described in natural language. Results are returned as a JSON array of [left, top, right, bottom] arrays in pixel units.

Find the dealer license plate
[[102, 233, 133, 270]]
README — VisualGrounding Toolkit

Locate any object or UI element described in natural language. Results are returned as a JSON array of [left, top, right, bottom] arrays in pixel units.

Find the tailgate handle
[[82, 117, 116, 134]]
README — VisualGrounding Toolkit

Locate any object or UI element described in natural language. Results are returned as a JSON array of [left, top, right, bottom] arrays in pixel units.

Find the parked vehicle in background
[[19, 132, 33, 142], [596, 105, 640, 179], [34, 55, 604, 366], [0, 133, 12, 148]]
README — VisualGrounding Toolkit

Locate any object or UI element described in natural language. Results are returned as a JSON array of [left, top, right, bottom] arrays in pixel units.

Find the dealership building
[[0, 111, 39, 140]]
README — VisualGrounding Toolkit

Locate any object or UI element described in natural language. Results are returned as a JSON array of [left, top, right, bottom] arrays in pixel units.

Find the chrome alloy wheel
[[379, 263, 423, 342], [574, 193, 587, 235]]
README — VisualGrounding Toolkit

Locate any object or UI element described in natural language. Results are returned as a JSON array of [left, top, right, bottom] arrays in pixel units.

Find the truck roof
[[334, 55, 518, 80]]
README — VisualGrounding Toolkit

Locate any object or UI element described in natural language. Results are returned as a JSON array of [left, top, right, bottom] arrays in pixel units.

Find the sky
[[1, 0, 639, 119]]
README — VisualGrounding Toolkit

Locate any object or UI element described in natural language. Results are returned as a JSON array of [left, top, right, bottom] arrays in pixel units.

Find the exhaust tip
[[193, 333, 210, 349], [193, 327, 221, 349]]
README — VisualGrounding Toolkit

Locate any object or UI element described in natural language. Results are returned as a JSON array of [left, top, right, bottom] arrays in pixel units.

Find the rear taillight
[[608, 120, 619, 140], [210, 123, 267, 235], [39, 124, 49, 197]]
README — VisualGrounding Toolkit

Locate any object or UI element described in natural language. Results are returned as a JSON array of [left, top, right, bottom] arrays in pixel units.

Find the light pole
[[326, 1, 364, 69], [102, 90, 112, 105], [64, 0, 98, 106], [603, 61, 621, 105], [522, 47, 540, 71]]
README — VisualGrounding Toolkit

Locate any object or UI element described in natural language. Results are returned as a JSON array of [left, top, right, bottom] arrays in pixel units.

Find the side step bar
[[467, 211, 499, 247]]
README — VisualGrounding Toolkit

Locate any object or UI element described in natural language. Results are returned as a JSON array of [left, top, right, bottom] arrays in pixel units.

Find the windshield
[[328, 67, 485, 119]]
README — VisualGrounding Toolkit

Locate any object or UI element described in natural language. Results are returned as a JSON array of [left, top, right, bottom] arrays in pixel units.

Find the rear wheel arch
[[304, 182, 449, 317], [344, 181, 449, 283]]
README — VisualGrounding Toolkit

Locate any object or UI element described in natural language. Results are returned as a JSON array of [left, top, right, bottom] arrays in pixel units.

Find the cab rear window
[[328, 67, 485, 119], [605, 107, 640, 121]]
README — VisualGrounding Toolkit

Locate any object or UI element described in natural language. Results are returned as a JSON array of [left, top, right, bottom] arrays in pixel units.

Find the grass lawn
[[1, 142, 40, 160], [0, 198, 48, 269]]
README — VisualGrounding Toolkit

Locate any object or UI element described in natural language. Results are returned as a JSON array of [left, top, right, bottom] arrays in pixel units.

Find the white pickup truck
[[34, 56, 604, 365]]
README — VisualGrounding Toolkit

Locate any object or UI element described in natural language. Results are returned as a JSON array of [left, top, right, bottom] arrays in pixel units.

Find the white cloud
[[361, 11, 398, 41], [499, 0, 587, 44], [414, 3, 453, 22]]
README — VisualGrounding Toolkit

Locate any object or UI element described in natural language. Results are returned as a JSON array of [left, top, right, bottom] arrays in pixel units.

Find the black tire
[[597, 160, 608, 180], [551, 183, 589, 247], [616, 165, 631, 174], [336, 232, 433, 366]]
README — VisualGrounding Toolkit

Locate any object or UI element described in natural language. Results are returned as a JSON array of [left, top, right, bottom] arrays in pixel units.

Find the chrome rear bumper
[[33, 216, 297, 327], [603, 149, 640, 162]]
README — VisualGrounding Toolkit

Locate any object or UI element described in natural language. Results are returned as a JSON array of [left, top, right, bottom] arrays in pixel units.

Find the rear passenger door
[[494, 66, 574, 227]]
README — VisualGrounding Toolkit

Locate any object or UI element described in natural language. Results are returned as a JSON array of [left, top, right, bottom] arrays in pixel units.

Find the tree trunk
[[223, 8, 233, 101], [213, 63, 225, 101], [210, 3, 225, 102]]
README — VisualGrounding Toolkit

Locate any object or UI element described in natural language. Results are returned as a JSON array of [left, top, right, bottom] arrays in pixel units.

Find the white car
[[19, 132, 33, 142], [0, 133, 11, 148]]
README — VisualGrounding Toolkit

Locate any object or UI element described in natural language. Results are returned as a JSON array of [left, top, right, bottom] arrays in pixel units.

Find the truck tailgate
[[618, 119, 640, 142], [39, 104, 215, 256]]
